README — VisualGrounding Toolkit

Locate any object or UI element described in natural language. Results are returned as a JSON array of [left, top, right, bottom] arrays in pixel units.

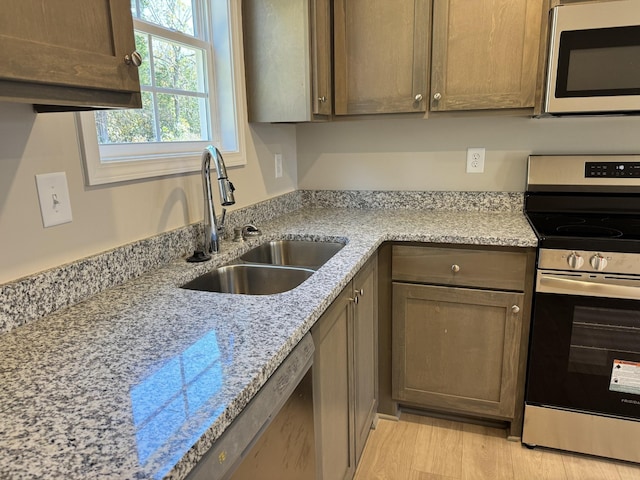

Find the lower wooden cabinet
[[313, 285, 353, 480], [390, 244, 535, 437], [352, 254, 378, 465], [393, 283, 523, 419], [312, 253, 378, 479]]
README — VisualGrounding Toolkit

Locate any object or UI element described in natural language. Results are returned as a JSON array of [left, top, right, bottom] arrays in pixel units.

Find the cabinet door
[[311, 0, 332, 116], [352, 254, 378, 465], [312, 287, 355, 480], [0, 0, 140, 99], [430, 0, 543, 111], [244, 0, 331, 122], [392, 282, 524, 419], [334, 0, 430, 115]]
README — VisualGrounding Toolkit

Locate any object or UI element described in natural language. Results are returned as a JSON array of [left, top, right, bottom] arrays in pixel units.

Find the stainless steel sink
[[240, 240, 344, 269], [181, 264, 314, 295]]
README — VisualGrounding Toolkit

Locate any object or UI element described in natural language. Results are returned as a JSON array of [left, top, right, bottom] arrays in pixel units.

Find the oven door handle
[[537, 274, 640, 300]]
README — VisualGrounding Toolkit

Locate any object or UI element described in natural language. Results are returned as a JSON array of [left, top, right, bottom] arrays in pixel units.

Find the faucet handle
[[216, 209, 227, 233]]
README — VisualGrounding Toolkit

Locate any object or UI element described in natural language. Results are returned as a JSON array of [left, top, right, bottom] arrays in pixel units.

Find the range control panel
[[538, 249, 640, 275], [585, 162, 640, 178]]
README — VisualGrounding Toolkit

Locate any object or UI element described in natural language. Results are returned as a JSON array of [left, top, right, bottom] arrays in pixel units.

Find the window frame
[[76, 0, 247, 186]]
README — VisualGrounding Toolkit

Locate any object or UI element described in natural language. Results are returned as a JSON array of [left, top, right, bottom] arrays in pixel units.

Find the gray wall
[[296, 114, 640, 192], [0, 102, 298, 284]]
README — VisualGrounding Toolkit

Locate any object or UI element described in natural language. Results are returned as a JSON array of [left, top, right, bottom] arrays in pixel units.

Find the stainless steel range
[[522, 155, 640, 463]]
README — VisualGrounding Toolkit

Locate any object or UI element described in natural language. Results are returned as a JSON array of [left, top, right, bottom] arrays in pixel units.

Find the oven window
[[569, 306, 640, 376], [556, 26, 640, 97], [526, 293, 640, 419]]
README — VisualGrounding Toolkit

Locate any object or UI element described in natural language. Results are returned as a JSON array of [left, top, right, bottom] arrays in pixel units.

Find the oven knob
[[590, 253, 608, 271], [566, 252, 584, 269]]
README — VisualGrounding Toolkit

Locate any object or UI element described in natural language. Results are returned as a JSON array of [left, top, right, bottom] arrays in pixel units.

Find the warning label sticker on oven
[[610, 360, 640, 395]]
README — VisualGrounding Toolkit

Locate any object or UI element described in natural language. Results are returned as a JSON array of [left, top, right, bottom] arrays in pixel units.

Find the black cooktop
[[525, 155, 640, 252], [524, 193, 640, 252]]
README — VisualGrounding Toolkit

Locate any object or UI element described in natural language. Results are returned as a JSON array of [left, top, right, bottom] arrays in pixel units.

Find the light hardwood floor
[[354, 413, 640, 480]]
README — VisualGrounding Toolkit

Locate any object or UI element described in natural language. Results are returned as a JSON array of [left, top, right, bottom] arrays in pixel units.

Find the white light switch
[[35, 172, 73, 227]]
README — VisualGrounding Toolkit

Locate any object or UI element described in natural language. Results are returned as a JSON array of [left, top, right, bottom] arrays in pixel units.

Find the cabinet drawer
[[392, 245, 527, 291]]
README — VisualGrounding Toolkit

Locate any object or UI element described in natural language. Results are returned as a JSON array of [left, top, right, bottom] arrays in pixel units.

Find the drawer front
[[392, 245, 527, 291]]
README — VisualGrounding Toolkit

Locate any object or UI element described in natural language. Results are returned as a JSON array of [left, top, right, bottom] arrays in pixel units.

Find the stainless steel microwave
[[544, 0, 640, 115]]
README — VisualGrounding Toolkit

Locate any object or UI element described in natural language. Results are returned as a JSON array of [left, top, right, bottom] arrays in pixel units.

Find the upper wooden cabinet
[[0, 0, 142, 111], [333, 0, 430, 115], [312, 0, 333, 117], [243, 0, 332, 122], [241, 0, 547, 119], [429, 0, 544, 112]]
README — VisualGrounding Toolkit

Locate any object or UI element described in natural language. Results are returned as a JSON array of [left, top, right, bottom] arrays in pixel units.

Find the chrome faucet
[[188, 146, 235, 262]]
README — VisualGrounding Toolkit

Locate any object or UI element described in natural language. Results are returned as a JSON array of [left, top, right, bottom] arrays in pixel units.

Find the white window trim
[[76, 0, 247, 186]]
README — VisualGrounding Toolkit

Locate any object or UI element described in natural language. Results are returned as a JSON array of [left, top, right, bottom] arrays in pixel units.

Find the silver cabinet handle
[[124, 51, 143, 67], [351, 295, 359, 305], [511, 305, 520, 314], [451, 264, 460, 273], [414, 94, 423, 102], [433, 92, 442, 101], [318, 96, 327, 103]]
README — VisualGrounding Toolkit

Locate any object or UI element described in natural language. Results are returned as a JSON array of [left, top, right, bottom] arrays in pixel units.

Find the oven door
[[526, 271, 640, 420]]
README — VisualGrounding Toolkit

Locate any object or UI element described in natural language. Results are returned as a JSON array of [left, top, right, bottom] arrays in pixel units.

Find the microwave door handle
[[538, 275, 640, 300]]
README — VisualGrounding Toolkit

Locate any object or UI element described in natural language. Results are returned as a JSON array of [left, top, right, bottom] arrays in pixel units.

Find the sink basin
[[181, 264, 314, 295], [240, 240, 344, 269]]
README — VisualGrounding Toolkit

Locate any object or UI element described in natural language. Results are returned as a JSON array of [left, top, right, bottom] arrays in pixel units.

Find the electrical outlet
[[466, 148, 485, 173], [35, 172, 73, 227], [274, 153, 283, 178]]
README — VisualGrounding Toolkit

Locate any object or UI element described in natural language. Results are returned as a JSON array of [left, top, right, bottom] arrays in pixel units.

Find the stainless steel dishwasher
[[186, 333, 315, 480]]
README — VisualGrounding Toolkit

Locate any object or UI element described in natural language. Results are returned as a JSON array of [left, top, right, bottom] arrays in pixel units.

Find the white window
[[77, 0, 246, 185]]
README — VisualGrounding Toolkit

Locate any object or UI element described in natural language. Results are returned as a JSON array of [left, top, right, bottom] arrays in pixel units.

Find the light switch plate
[[274, 153, 283, 178], [35, 172, 73, 227]]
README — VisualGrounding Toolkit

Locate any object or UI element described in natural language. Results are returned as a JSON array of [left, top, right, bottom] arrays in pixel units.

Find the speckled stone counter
[[0, 207, 537, 479]]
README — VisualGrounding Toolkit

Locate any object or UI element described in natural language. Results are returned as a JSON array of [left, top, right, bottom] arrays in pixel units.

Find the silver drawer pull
[[511, 305, 520, 314], [451, 264, 460, 273]]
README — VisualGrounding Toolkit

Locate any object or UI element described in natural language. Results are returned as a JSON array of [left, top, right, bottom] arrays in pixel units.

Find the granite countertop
[[0, 207, 537, 479]]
